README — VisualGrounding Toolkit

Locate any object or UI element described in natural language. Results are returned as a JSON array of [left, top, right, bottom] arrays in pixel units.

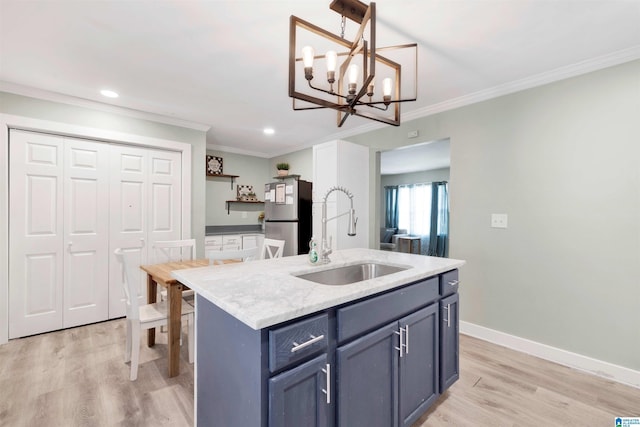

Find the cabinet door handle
[[291, 334, 324, 353], [448, 279, 459, 286], [394, 327, 406, 358], [321, 363, 331, 404], [443, 304, 451, 327], [404, 324, 409, 355]]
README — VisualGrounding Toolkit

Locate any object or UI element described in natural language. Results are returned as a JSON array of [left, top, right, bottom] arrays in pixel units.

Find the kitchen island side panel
[[196, 295, 268, 427]]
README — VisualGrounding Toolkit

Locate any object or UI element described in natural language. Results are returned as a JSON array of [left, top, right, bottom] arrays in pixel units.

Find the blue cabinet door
[[269, 353, 331, 427], [440, 293, 459, 392], [336, 321, 400, 427], [398, 304, 439, 427]]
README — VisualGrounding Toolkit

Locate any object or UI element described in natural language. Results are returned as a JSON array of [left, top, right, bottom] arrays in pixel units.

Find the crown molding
[[402, 46, 640, 123], [311, 46, 640, 143], [0, 81, 211, 132], [206, 143, 272, 159]]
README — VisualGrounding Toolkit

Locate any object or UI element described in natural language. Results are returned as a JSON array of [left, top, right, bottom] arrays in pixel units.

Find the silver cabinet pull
[[291, 334, 324, 353], [321, 363, 331, 404], [405, 324, 409, 355], [448, 279, 459, 286], [443, 304, 451, 327], [394, 327, 406, 358]]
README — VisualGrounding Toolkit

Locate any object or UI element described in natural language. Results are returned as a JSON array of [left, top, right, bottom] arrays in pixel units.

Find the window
[[397, 183, 432, 236]]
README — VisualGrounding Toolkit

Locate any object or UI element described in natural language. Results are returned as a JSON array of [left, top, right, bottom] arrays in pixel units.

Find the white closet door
[[63, 138, 110, 328], [9, 130, 64, 338], [147, 149, 182, 260], [109, 145, 148, 318], [108, 146, 181, 318]]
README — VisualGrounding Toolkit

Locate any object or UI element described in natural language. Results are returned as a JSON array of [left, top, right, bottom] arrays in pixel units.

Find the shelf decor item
[[276, 162, 290, 176], [206, 155, 223, 176], [237, 184, 257, 201]]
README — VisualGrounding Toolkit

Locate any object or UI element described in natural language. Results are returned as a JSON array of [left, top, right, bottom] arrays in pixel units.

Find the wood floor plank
[[1, 320, 638, 426]]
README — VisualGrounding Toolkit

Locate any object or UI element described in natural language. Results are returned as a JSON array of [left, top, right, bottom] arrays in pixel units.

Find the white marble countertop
[[172, 248, 465, 330]]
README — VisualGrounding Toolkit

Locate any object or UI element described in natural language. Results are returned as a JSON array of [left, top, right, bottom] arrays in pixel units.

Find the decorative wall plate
[[206, 155, 223, 175]]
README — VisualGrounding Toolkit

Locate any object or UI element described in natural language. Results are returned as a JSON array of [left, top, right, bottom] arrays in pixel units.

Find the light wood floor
[[1, 319, 638, 426]]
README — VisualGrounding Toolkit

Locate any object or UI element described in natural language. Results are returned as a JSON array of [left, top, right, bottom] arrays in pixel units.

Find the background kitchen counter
[[205, 225, 263, 235]]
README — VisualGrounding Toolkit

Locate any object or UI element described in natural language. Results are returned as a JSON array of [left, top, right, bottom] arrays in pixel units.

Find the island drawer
[[440, 269, 459, 297], [269, 313, 329, 372], [337, 277, 439, 343]]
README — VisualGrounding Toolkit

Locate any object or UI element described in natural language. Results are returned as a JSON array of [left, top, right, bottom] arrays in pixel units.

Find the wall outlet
[[242, 211, 247, 219], [491, 213, 508, 228], [408, 130, 419, 138]]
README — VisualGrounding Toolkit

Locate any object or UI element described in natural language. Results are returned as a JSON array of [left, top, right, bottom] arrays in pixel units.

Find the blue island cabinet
[[194, 269, 459, 427]]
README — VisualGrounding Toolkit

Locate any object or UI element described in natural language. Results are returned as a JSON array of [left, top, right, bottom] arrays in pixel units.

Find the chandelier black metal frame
[[289, 0, 417, 127]]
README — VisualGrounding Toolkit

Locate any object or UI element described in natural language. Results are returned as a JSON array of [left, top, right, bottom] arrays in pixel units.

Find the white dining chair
[[154, 239, 197, 302], [207, 246, 258, 265], [260, 238, 285, 259], [114, 248, 194, 381], [154, 239, 196, 263]]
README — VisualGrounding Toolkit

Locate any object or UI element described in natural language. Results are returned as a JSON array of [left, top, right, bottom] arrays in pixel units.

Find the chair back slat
[[154, 239, 196, 263], [261, 238, 285, 259], [114, 248, 142, 320], [207, 247, 258, 265]]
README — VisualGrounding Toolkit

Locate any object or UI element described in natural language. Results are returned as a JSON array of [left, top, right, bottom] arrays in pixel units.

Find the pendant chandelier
[[289, 0, 417, 127]]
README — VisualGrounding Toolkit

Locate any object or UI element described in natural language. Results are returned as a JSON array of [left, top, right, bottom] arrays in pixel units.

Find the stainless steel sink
[[295, 262, 408, 286]]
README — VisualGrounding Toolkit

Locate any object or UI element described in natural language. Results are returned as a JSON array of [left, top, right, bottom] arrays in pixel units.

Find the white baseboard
[[460, 321, 640, 389]]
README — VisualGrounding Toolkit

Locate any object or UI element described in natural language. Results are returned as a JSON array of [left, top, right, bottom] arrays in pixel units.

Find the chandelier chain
[[340, 15, 346, 38]]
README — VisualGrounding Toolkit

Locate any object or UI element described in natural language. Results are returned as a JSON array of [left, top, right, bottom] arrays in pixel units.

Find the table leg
[[167, 283, 183, 377], [147, 275, 157, 347]]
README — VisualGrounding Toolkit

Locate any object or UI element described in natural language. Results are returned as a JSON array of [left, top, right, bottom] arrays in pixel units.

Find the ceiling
[[1, 1, 639, 158], [381, 139, 450, 175]]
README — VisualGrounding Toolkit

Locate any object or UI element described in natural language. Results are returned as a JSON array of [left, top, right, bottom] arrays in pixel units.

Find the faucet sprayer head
[[348, 209, 357, 236]]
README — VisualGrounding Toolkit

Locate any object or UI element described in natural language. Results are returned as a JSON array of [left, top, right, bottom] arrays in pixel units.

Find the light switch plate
[[491, 213, 508, 228]]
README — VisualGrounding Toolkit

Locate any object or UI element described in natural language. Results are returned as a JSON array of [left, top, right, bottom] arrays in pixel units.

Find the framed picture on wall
[[206, 155, 223, 176]]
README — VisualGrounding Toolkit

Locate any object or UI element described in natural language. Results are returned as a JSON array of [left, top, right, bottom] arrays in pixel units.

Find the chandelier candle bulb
[[302, 46, 315, 80], [326, 50, 337, 72], [367, 79, 375, 98], [326, 50, 337, 85], [383, 77, 393, 104], [348, 64, 359, 85]]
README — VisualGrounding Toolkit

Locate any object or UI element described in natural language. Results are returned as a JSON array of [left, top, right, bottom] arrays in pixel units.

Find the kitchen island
[[173, 248, 465, 427]]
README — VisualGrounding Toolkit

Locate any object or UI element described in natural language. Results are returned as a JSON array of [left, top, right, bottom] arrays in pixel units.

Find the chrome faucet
[[320, 186, 357, 264]]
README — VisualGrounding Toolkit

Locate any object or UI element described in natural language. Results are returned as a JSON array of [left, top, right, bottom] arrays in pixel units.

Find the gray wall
[[347, 60, 640, 371], [269, 147, 314, 182], [0, 91, 208, 250], [206, 150, 270, 225]]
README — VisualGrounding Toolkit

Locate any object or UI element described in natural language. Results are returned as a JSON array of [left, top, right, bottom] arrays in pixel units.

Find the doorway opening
[[378, 139, 450, 256]]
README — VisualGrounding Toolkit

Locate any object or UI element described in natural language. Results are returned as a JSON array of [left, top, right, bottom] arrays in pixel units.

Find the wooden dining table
[[139, 258, 210, 378]]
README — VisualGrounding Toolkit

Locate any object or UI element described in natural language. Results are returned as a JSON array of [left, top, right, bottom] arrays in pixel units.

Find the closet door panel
[[109, 145, 148, 318], [147, 150, 181, 261], [63, 139, 109, 328], [9, 130, 64, 338]]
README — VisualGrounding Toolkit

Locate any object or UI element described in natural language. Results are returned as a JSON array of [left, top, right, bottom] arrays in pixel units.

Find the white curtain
[[397, 183, 432, 236]]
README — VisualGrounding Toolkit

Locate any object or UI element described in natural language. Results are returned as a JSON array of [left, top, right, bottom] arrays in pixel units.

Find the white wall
[[347, 60, 640, 374], [269, 147, 313, 181]]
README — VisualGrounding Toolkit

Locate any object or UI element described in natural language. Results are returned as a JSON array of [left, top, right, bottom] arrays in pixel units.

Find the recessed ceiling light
[[263, 127, 275, 135], [100, 89, 119, 98]]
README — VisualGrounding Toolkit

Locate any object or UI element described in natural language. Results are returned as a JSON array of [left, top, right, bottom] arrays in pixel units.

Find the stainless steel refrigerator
[[264, 179, 312, 257]]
